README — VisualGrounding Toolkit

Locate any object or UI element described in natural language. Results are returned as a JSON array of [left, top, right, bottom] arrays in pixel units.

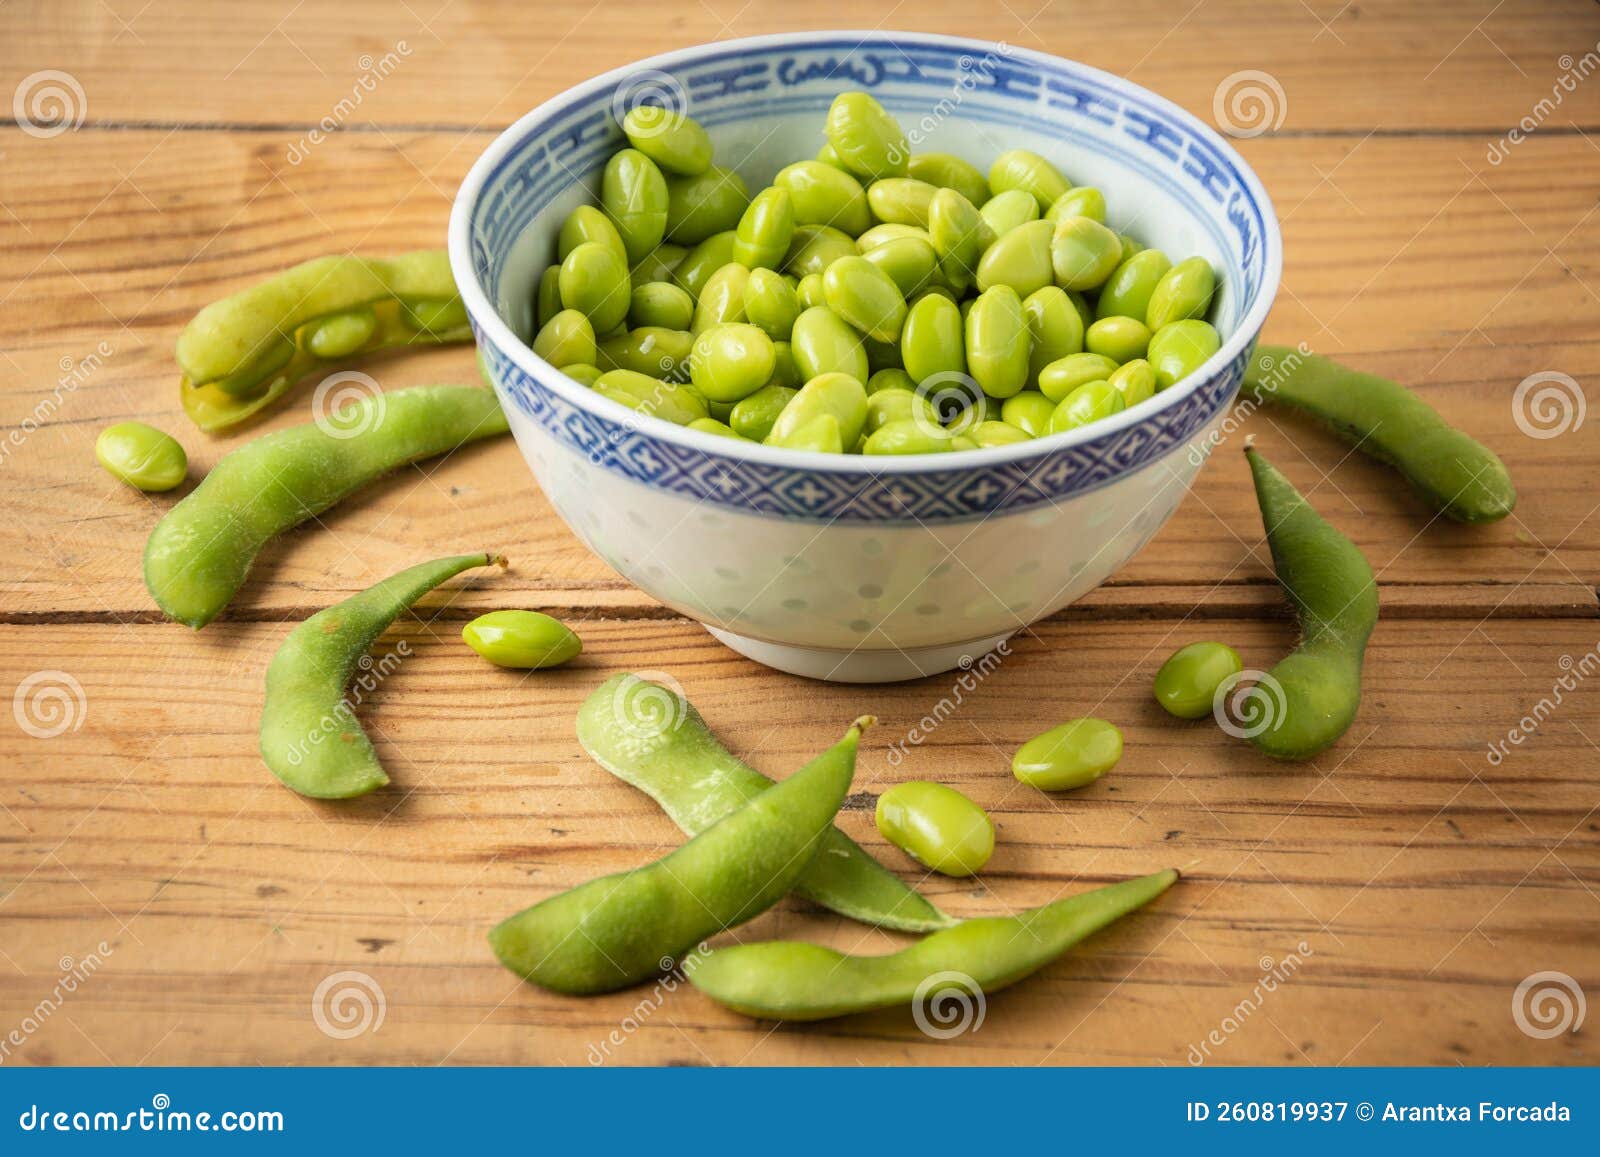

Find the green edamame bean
[[532, 308, 598, 368], [535, 267, 562, 331], [593, 369, 708, 425], [856, 223, 928, 252], [900, 293, 965, 386], [774, 161, 873, 236], [866, 177, 939, 227], [864, 419, 955, 455], [825, 92, 908, 180], [664, 166, 750, 244], [1023, 286, 1085, 386], [729, 384, 797, 442], [687, 869, 1178, 1022], [1049, 379, 1125, 434], [1119, 233, 1144, 263], [866, 368, 917, 395], [95, 421, 187, 492], [1013, 717, 1122, 790], [1096, 248, 1172, 321], [597, 326, 695, 378], [672, 231, 737, 299], [988, 149, 1070, 211], [779, 413, 844, 452], [1045, 186, 1106, 224], [558, 241, 631, 333], [1108, 358, 1157, 407], [927, 188, 992, 291], [261, 553, 503, 799], [558, 205, 629, 264], [972, 215, 1050, 297], [564, 364, 603, 386], [999, 391, 1056, 438], [876, 781, 994, 877], [732, 186, 795, 270], [1244, 345, 1516, 522], [622, 105, 714, 176], [1038, 351, 1119, 402], [979, 188, 1040, 236], [816, 141, 847, 168], [631, 242, 687, 288], [690, 262, 750, 333], [742, 268, 801, 340], [399, 296, 469, 335], [146, 386, 507, 629], [1144, 256, 1217, 329], [865, 332, 903, 374], [690, 323, 777, 403], [304, 308, 379, 360], [970, 419, 1033, 447], [1241, 444, 1378, 759], [864, 387, 940, 434], [1085, 315, 1152, 363], [964, 285, 1030, 399], [790, 306, 868, 383], [784, 224, 858, 279], [767, 371, 868, 450], [907, 152, 990, 207], [575, 675, 952, 933], [492, 715, 872, 994], [822, 256, 907, 343], [1050, 215, 1123, 291], [1153, 641, 1243, 720], [861, 236, 938, 297], [769, 340, 801, 388], [1147, 319, 1221, 389], [462, 609, 582, 669], [602, 148, 669, 262], [795, 272, 826, 310], [688, 417, 751, 440], [630, 281, 695, 330]]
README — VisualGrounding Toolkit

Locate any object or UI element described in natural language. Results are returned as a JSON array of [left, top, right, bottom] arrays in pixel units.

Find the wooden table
[[2, 0, 1596, 1067]]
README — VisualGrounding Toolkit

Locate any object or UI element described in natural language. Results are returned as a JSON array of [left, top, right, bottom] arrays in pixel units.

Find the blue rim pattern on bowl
[[455, 33, 1281, 524]]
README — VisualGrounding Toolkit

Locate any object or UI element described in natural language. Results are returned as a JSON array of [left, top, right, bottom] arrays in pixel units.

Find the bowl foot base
[[703, 626, 1015, 683]]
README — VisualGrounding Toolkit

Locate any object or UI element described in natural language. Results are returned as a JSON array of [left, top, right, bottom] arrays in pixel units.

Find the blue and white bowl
[[450, 31, 1281, 682]]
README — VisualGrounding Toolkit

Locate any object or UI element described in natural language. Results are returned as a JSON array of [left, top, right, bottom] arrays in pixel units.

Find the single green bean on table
[[1239, 443, 1378, 759], [492, 714, 874, 994], [1013, 717, 1123, 790], [177, 251, 470, 432], [687, 869, 1179, 1021], [1244, 345, 1516, 523], [576, 674, 951, 933], [95, 422, 188, 492], [259, 553, 503, 800], [1154, 641, 1244, 720], [461, 610, 582, 669], [875, 781, 995, 877], [144, 385, 508, 629]]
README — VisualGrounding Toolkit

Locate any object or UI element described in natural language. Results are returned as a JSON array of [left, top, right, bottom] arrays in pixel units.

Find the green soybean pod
[[1096, 249, 1172, 321], [732, 186, 795, 270], [784, 224, 858, 279], [602, 148, 670, 263], [1243, 443, 1378, 759], [1045, 186, 1106, 224], [532, 308, 598, 368], [964, 285, 1030, 399], [622, 105, 714, 176], [908, 152, 990, 207], [971, 419, 1033, 448], [729, 383, 797, 442], [630, 241, 687, 288], [989, 149, 1071, 211], [1012, 717, 1123, 791], [1145, 256, 1218, 330], [629, 281, 695, 330], [979, 188, 1041, 236], [976, 218, 1054, 296], [1147, 319, 1221, 389], [866, 177, 939, 227], [1243, 344, 1516, 523], [558, 204, 629, 264], [864, 419, 956, 455], [96, 421, 188, 492], [664, 166, 750, 245], [927, 187, 992, 291], [597, 327, 695, 378], [774, 161, 874, 236], [1038, 351, 1120, 403], [463, 609, 582, 669], [558, 241, 631, 333], [1050, 215, 1123, 291], [690, 323, 777, 403], [791, 306, 868, 383], [1153, 641, 1243, 720], [822, 256, 907, 343], [1023, 286, 1085, 386], [1085, 315, 1152, 364], [593, 369, 708, 425], [825, 91, 909, 180], [767, 371, 868, 450], [742, 268, 802, 340], [861, 235, 938, 297], [672, 231, 737, 299], [1049, 380, 1125, 434], [875, 781, 995, 877], [535, 267, 562, 330], [1108, 358, 1157, 408], [999, 391, 1056, 438], [900, 293, 966, 388], [690, 262, 751, 333], [796, 272, 827, 310]]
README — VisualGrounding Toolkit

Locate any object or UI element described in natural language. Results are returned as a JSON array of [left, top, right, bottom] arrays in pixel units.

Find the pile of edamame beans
[[533, 91, 1222, 453]]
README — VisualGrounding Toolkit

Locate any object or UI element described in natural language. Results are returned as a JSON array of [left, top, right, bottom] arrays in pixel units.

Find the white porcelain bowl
[[450, 31, 1282, 682]]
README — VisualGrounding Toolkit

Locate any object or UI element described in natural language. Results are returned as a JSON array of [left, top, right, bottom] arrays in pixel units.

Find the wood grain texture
[[1, 0, 1598, 1068]]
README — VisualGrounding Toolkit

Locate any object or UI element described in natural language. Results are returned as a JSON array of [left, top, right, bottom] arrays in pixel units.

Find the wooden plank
[[6, 0, 1595, 133], [0, 616, 1594, 1066], [1, 129, 1597, 618]]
